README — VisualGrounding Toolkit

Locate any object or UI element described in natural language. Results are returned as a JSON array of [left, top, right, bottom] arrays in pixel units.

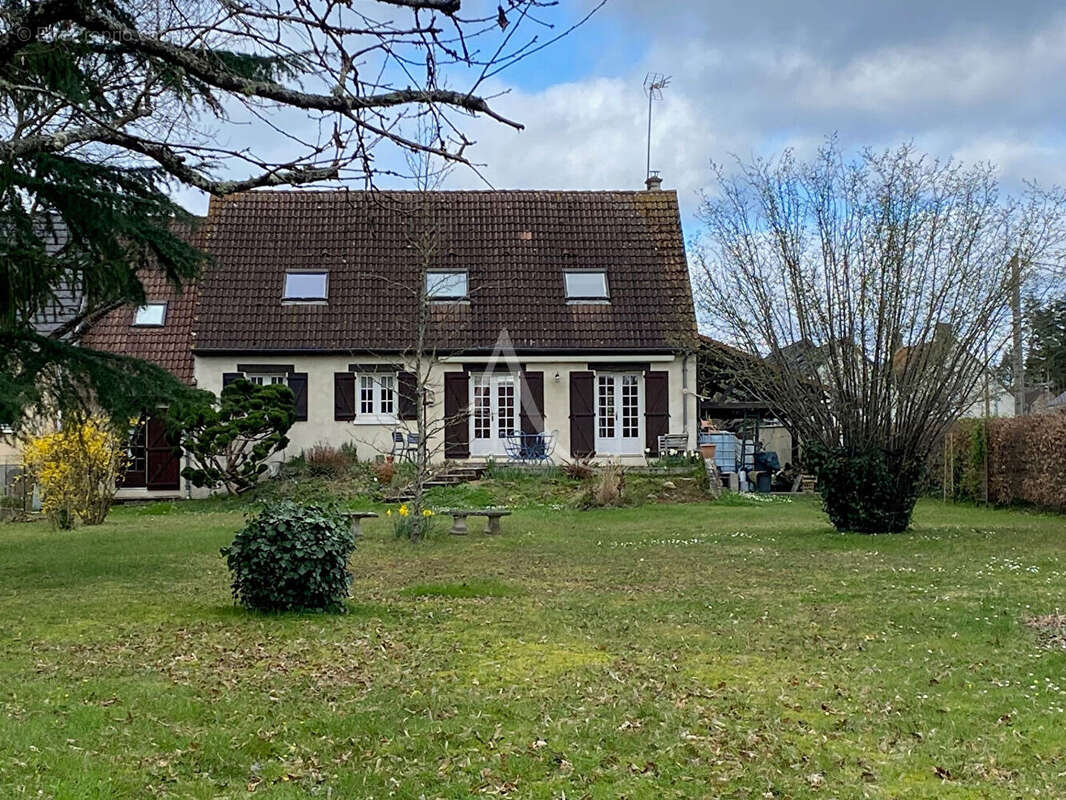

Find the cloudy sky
[[448, 0, 1066, 220], [181, 1, 1066, 228]]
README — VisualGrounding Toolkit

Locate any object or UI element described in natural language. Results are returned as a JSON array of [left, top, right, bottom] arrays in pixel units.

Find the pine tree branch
[[50, 298, 123, 342], [0, 124, 114, 160], [375, 0, 462, 14], [0, 124, 338, 194], [0, 0, 74, 63], [70, 5, 523, 130], [95, 130, 341, 194]]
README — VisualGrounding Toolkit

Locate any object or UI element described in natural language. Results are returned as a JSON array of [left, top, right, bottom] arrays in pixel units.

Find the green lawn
[[2, 497, 1066, 798]]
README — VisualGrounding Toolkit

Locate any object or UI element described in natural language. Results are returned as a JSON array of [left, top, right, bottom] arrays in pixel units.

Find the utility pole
[[1010, 254, 1025, 416]]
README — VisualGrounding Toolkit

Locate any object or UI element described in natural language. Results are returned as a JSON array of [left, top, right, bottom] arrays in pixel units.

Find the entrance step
[[385, 461, 488, 502]]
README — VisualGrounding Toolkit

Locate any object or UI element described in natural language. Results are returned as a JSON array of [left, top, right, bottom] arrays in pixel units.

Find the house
[[79, 245, 202, 496], [1, 218, 84, 467], [84, 186, 699, 496], [892, 325, 1015, 418], [771, 327, 1016, 420]]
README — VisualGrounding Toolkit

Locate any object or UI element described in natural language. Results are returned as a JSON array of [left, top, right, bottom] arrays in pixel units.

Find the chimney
[[645, 171, 662, 191], [934, 322, 954, 343]]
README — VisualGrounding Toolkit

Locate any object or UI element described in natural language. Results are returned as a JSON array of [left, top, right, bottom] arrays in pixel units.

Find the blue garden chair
[[504, 431, 556, 465]]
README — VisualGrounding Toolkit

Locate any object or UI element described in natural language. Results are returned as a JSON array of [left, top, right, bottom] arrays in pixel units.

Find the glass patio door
[[595, 373, 642, 455], [470, 374, 517, 457]]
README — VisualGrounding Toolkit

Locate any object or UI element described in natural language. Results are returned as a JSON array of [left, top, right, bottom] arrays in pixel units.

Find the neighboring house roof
[[28, 217, 85, 337], [1049, 390, 1066, 409], [698, 333, 753, 361], [775, 340, 824, 373], [193, 189, 696, 354], [79, 221, 203, 384], [892, 340, 1009, 394]]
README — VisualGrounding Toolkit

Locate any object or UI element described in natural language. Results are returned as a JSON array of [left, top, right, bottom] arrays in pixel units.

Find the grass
[[2, 497, 1066, 797], [234, 458, 713, 512]]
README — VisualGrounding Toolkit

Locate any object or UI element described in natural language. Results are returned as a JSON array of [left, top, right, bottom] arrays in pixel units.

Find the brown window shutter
[[644, 370, 670, 455], [397, 370, 418, 420], [520, 371, 545, 434], [443, 371, 470, 459], [334, 373, 355, 421], [288, 373, 308, 421], [145, 417, 181, 490], [222, 372, 243, 389], [569, 371, 595, 458]]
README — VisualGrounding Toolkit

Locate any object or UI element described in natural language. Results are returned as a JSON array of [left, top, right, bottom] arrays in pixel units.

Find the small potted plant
[[699, 425, 717, 461]]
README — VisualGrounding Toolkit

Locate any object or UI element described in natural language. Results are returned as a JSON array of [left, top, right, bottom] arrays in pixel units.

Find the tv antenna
[[643, 73, 670, 180]]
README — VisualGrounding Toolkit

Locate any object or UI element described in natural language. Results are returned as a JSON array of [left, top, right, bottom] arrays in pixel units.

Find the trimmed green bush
[[221, 501, 355, 612], [807, 445, 923, 534]]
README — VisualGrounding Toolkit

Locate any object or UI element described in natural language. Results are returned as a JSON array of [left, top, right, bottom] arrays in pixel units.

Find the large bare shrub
[[696, 141, 1065, 532]]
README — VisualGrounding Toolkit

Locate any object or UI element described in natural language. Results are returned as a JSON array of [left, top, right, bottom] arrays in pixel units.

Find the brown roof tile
[[79, 221, 202, 384], [193, 190, 697, 354]]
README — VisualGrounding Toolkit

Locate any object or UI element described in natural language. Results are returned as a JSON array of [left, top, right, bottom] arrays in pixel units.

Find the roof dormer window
[[283, 271, 328, 301], [426, 270, 468, 300], [132, 302, 167, 327], [564, 271, 609, 302]]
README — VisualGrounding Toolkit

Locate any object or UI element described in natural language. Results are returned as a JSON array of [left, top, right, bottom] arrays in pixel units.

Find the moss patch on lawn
[[3, 500, 1066, 797], [400, 577, 522, 599]]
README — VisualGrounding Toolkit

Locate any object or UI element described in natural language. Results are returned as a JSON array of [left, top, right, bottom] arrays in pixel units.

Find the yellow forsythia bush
[[21, 417, 127, 528]]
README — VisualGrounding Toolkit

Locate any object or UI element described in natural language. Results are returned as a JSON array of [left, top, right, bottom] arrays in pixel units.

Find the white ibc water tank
[[706, 432, 740, 472]]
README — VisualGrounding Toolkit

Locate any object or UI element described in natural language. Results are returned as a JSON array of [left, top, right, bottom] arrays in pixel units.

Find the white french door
[[595, 373, 643, 455], [470, 374, 517, 457]]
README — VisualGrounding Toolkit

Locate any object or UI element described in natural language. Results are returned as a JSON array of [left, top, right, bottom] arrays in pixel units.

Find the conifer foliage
[[168, 379, 297, 496]]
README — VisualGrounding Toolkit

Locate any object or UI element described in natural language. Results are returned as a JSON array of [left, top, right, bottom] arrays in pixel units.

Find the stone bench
[[440, 508, 512, 536], [341, 510, 378, 539]]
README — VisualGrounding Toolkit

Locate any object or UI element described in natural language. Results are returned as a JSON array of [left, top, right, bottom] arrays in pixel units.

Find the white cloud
[[436, 5, 1066, 225], [174, 0, 1066, 229]]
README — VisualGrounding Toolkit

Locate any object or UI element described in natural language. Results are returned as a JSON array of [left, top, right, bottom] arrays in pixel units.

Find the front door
[[595, 373, 643, 455], [470, 374, 517, 457]]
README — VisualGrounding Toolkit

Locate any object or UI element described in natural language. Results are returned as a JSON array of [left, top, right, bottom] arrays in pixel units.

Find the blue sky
[[177, 0, 1066, 235]]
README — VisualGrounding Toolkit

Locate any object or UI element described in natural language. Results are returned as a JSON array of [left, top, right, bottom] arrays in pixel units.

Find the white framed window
[[356, 373, 398, 421], [379, 374, 395, 415], [426, 271, 468, 300], [133, 302, 167, 326], [248, 374, 287, 386], [359, 375, 375, 415], [283, 271, 328, 301], [564, 271, 609, 301]]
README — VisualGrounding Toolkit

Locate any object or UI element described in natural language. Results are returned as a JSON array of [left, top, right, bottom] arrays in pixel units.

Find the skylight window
[[283, 271, 328, 301], [426, 271, 468, 300], [132, 302, 167, 326], [564, 271, 609, 300]]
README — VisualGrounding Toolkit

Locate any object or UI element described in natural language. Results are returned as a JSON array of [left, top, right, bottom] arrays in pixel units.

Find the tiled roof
[[79, 222, 202, 384], [193, 190, 697, 353]]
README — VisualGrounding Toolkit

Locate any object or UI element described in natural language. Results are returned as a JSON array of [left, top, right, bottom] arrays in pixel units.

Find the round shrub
[[221, 501, 355, 612], [808, 445, 923, 534]]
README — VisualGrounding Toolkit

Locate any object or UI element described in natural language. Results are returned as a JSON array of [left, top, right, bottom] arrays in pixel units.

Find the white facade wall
[[194, 353, 697, 469], [961, 381, 1016, 418], [0, 435, 18, 465]]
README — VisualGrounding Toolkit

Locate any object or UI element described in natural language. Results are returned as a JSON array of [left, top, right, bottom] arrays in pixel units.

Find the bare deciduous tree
[[695, 141, 1065, 532], [345, 143, 468, 540]]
